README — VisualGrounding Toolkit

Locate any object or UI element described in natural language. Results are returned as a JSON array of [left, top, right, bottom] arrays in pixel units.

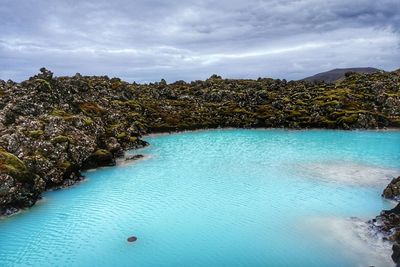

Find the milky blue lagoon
[[1, 129, 400, 267]]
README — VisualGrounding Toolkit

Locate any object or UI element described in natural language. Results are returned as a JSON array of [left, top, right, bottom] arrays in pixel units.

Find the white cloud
[[0, 0, 399, 82]]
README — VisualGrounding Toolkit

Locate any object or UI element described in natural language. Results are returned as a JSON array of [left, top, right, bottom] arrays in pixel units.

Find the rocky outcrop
[[370, 177, 400, 265], [0, 69, 148, 215], [393, 242, 400, 264], [383, 177, 400, 200], [0, 68, 399, 216], [82, 149, 116, 169], [377, 205, 400, 265], [0, 148, 45, 215]]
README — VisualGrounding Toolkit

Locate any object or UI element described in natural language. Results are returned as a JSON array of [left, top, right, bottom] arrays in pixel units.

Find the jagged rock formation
[[0, 68, 148, 215], [368, 177, 400, 265], [383, 176, 400, 200], [0, 68, 399, 217]]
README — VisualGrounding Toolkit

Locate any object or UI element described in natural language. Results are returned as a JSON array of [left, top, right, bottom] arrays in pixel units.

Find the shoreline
[[143, 126, 400, 139]]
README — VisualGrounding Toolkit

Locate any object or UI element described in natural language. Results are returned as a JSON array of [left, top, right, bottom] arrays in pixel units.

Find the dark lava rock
[[82, 149, 116, 169], [370, 177, 400, 265], [383, 176, 400, 200], [127, 236, 137, 242], [384, 203, 400, 216], [393, 243, 400, 263], [125, 154, 144, 161], [1, 206, 19, 216]]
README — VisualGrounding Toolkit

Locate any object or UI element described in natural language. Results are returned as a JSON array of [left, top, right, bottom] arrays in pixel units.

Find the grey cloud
[[0, 0, 399, 82]]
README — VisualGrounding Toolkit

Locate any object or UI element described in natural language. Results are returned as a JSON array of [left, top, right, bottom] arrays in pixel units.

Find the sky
[[1, 0, 399, 83]]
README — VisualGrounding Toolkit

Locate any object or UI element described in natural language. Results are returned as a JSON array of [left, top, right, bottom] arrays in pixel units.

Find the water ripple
[[0, 129, 399, 267]]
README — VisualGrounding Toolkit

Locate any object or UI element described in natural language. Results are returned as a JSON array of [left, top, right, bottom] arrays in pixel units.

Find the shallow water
[[1, 129, 400, 267]]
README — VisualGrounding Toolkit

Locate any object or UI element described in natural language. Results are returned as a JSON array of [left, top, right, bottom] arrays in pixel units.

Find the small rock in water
[[127, 236, 137, 242]]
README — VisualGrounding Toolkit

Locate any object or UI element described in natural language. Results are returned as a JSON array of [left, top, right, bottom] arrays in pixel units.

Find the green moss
[[52, 135, 72, 144], [132, 120, 147, 130], [117, 132, 127, 139], [58, 160, 71, 171], [94, 149, 111, 156], [124, 100, 142, 110], [318, 117, 337, 127], [0, 148, 31, 182], [129, 136, 138, 142], [320, 100, 340, 107], [331, 110, 369, 118], [108, 123, 123, 129], [106, 123, 123, 134], [35, 78, 52, 90], [337, 114, 359, 124], [51, 109, 75, 120], [51, 109, 66, 116], [288, 109, 307, 117], [313, 100, 324, 106], [26, 130, 44, 138], [111, 81, 122, 90], [290, 110, 302, 117], [127, 112, 141, 120], [233, 108, 252, 114], [386, 92, 400, 97], [111, 100, 125, 106], [80, 102, 105, 116], [84, 118, 93, 126]]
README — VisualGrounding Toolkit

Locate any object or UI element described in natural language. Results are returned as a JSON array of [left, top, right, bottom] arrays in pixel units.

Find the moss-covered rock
[[80, 102, 105, 117], [82, 149, 115, 169], [0, 148, 32, 183], [25, 130, 44, 138], [51, 109, 75, 121]]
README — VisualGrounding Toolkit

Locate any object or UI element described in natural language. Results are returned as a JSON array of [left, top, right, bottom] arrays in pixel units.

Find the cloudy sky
[[1, 0, 399, 82]]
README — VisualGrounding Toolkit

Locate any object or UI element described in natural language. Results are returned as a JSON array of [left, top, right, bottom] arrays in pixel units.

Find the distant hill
[[302, 67, 381, 83]]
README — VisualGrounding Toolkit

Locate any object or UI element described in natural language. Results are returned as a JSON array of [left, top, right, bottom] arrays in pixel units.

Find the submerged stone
[[127, 236, 137, 242]]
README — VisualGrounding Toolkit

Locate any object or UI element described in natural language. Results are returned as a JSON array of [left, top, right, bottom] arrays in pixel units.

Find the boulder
[[82, 149, 115, 169], [383, 177, 400, 200], [393, 243, 400, 263]]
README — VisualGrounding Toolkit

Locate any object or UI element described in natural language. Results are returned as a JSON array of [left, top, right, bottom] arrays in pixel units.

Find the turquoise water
[[1, 129, 400, 267]]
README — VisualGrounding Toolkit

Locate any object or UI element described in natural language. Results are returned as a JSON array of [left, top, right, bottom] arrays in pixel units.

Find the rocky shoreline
[[369, 176, 400, 265], [0, 68, 399, 262]]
